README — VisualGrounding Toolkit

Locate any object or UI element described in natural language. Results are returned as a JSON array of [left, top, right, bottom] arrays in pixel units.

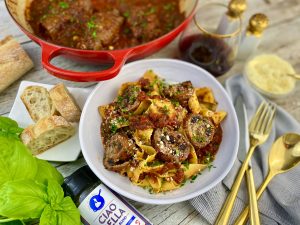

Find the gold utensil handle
[[215, 145, 256, 225], [246, 167, 260, 225], [287, 73, 300, 80], [234, 172, 275, 225]]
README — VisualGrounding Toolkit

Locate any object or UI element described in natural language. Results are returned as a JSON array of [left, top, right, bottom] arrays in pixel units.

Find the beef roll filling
[[104, 133, 136, 171], [116, 85, 142, 113], [162, 81, 194, 107], [153, 127, 192, 163], [184, 114, 216, 149]]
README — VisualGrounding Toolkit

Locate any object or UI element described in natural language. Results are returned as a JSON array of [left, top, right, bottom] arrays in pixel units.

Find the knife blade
[[234, 96, 250, 164]]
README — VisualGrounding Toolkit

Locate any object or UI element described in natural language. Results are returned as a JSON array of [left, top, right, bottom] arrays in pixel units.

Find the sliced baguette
[[21, 85, 57, 122], [21, 115, 75, 155], [49, 83, 81, 122], [0, 36, 34, 93]]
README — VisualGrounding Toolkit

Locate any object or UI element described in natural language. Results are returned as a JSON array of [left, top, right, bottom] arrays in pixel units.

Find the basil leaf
[[40, 205, 58, 225], [0, 220, 25, 225], [42, 180, 80, 225], [0, 180, 48, 219], [0, 116, 23, 140], [35, 159, 64, 185], [0, 137, 37, 187], [56, 197, 81, 225], [47, 179, 64, 207]]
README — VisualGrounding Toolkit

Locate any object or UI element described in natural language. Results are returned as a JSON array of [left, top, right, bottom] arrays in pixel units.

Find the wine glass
[[179, 3, 242, 77]]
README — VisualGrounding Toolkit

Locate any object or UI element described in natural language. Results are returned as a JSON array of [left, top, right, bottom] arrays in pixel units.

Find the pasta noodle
[[99, 70, 227, 193]]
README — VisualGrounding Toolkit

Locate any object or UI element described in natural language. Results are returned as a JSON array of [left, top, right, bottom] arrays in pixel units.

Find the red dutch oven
[[5, 0, 198, 82]]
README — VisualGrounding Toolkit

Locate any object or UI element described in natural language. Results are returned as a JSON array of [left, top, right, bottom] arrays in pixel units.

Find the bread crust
[[49, 83, 81, 122], [21, 115, 75, 155], [0, 36, 33, 93]]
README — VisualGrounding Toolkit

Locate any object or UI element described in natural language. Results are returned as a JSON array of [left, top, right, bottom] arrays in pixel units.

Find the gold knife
[[232, 96, 260, 225]]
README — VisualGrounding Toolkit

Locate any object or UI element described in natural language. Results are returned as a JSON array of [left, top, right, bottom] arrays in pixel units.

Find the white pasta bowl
[[79, 59, 239, 204]]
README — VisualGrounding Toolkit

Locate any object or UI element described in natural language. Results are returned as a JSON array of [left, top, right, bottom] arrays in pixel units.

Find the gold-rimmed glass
[[179, 3, 242, 77]]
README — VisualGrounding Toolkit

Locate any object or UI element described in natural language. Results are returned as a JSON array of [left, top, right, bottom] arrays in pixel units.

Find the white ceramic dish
[[79, 59, 239, 204], [9, 81, 92, 162]]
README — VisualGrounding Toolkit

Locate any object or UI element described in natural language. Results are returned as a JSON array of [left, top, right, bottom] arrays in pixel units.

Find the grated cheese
[[245, 54, 296, 95]]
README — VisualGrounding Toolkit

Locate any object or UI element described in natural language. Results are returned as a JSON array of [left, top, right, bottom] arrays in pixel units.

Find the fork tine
[[254, 102, 269, 132], [255, 102, 270, 132], [264, 103, 276, 134], [258, 102, 276, 134], [258, 102, 272, 133], [249, 101, 267, 131]]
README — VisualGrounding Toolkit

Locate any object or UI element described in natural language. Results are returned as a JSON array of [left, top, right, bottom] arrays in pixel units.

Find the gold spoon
[[287, 73, 300, 80], [234, 133, 300, 225]]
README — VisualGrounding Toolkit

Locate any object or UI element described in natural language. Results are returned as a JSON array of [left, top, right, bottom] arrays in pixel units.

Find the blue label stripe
[[126, 216, 136, 225]]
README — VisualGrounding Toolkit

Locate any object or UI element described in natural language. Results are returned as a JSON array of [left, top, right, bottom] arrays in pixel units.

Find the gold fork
[[215, 101, 276, 225]]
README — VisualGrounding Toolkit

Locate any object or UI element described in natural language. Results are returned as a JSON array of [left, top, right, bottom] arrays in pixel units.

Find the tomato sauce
[[27, 0, 185, 50]]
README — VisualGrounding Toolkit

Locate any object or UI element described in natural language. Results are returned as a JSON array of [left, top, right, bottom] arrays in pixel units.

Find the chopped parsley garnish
[[180, 179, 187, 187], [162, 105, 169, 114], [141, 21, 148, 28], [110, 123, 118, 134], [171, 99, 180, 107], [166, 22, 174, 31], [128, 95, 136, 104], [59, 2, 69, 9], [164, 3, 174, 10], [116, 96, 124, 105], [149, 79, 158, 89], [123, 11, 130, 18], [41, 14, 48, 20], [150, 161, 163, 167], [182, 161, 190, 170], [109, 117, 128, 134], [175, 90, 183, 95], [158, 79, 167, 93], [92, 31, 97, 38], [123, 27, 131, 34], [190, 174, 198, 183], [146, 7, 156, 15], [204, 152, 216, 171], [87, 21, 96, 30], [116, 117, 128, 124], [192, 135, 205, 143]]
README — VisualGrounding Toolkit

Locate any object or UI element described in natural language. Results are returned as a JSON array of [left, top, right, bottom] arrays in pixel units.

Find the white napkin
[[190, 75, 300, 225]]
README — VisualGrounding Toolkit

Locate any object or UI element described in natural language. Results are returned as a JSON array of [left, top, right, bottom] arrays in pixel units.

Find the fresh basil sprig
[[0, 180, 80, 225], [0, 118, 80, 225]]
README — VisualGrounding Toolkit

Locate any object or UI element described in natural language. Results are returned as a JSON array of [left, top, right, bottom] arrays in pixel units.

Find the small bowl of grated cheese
[[244, 54, 297, 99]]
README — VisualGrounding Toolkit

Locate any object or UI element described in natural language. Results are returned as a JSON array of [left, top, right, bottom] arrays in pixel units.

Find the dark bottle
[[179, 34, 235, 77], [63, 166, 152, 225]]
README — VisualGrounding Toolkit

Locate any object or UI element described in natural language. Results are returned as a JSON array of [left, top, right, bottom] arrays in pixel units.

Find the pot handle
[[41, 44, 130, 82]]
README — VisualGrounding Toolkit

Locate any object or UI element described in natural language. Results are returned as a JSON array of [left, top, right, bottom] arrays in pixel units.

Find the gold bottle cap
[[247, 13, 269, 37], [227, 0, 247, 18]]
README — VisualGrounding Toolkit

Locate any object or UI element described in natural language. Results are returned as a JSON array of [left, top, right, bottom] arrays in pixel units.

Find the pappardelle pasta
[[98, 70, 227, 193]]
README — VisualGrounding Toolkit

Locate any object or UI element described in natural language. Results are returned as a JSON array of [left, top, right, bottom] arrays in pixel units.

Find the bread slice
[[21, 86, 57, 122], [0, 35, 34, 93], [49, 83, 81, 122], [21, 115, 75, 155]]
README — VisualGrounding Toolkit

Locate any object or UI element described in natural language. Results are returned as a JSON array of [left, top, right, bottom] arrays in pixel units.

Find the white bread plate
[[9, 81, 92, 162], [79, 59, 239, 204]]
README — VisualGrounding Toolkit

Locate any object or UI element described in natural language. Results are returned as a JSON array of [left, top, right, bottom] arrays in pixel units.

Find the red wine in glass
[[179, 34, 235, 77]]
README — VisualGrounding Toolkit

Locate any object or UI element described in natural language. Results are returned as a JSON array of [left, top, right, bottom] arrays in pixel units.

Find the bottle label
[[78, 184, 152, 225]]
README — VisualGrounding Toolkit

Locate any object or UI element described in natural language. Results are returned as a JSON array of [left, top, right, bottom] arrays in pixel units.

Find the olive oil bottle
[[63, 166, 152, 225]]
